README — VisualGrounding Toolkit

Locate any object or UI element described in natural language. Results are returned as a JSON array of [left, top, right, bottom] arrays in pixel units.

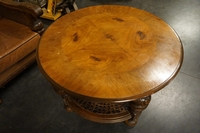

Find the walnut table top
[[37, 5, 183, 103]]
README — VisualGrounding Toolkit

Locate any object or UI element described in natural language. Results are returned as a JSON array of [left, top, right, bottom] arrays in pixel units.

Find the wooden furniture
[[37, 5, 183, 127], [0, 0, 44, 88]]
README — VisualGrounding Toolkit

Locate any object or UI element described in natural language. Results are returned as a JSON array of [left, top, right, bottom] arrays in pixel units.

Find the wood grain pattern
[[37, 5, 183, 102]]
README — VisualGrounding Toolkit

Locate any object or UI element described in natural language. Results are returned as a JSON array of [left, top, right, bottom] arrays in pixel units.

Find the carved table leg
[[62, 94, 72, 112], [52, 86, 72, 112], [125, 95, 151, 127]]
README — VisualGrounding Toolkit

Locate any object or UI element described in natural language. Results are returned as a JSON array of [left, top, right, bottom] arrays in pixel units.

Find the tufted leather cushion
[[0, 18, 40, 73]]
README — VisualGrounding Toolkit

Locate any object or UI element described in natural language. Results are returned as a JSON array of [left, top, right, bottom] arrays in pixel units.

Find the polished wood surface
[[37, 5, 183, 102]]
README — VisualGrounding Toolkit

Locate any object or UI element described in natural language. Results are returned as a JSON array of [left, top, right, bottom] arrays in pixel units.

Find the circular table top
[[37, 5, 183, 102]]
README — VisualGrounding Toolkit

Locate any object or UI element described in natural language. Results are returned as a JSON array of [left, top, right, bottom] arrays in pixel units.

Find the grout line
[[180, 71, 200, 80]]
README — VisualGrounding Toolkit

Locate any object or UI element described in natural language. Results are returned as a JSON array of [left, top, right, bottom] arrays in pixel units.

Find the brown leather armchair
[[0, 0, 44, 93]]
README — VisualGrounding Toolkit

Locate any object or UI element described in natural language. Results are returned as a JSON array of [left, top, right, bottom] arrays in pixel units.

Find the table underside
[[53, 86, 151, 127]]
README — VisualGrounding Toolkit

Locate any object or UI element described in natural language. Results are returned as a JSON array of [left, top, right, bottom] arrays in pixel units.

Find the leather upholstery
[[0, 18, 40, 73], [0, 0, 44, 88]]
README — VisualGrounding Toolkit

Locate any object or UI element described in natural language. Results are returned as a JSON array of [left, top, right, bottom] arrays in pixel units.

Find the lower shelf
[[67, 96, 132, 123]]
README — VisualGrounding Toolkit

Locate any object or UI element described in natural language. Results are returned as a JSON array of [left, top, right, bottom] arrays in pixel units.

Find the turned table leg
[[52, 86, 72, 112], [62, 94, 72, 112], [125, 96, 151, 127]]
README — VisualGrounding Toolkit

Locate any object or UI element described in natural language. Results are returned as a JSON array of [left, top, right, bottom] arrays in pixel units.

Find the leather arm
[[0, 0, 44, 34]]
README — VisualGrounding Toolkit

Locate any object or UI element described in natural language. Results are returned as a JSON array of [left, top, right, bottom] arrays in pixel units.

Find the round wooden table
[[37, 5, 183, 127]]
